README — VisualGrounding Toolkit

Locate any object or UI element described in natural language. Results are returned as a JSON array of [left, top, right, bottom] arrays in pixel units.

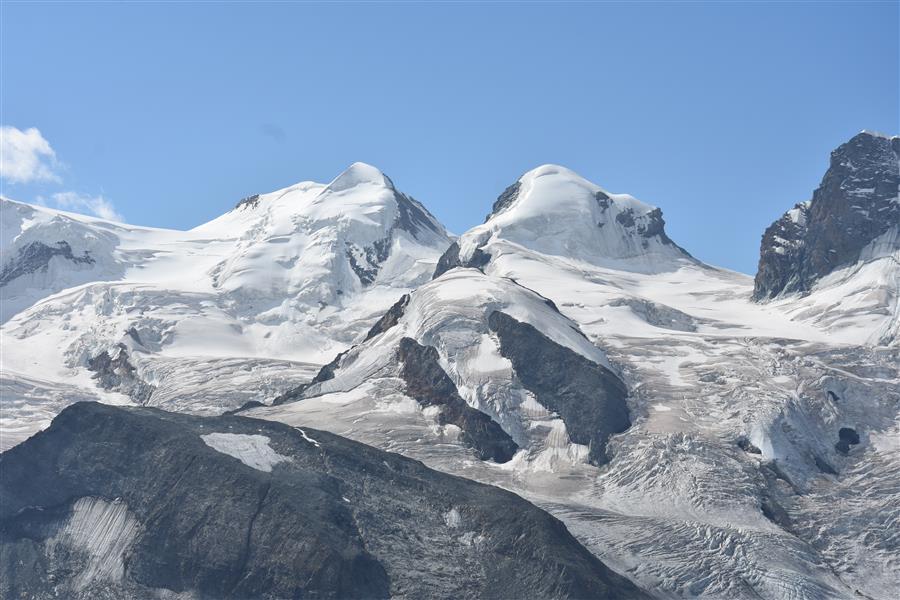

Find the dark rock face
[[364, 293, 410, 341], [271, 349, 349, 406], [348, 191, 446, 286], [87, 345, 155, 404], [397, 338, 518, 463], [394, 191, 445, 240], [432, 241, 492, 279], [485, 181, 521, 222], [814, 455, 838, 476], [0, 241, 95, 287], [233, 194, 260, 210], [487, 311, 631, 466], [608, 297, 698, 332], [754, 132, 900, 300], [346, 237, 392, 286], [737, 437, 762, 454], [0, 403, 645, 599], [835, 427, 861, 454]]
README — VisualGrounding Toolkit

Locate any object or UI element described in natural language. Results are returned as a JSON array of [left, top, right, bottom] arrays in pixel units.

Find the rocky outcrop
[[0, 241, 95, 287], [397, 338, 518, 463], [271, 349, 349, 406], [0, 402, 645, 599], [754, 131, 900, 300], [432, 241, 492, 279], [835, 427, 861, 454], [233, 194, 260, 210], [485, 181, 521, 221], [364, 293, 409, 341], [487, 311, 631, 465], [87, 345, 155, 404]]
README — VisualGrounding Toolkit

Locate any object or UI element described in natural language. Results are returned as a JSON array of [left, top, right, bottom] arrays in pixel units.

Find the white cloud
[[0, 125, 61, 184], [51, 191, 123, 222]]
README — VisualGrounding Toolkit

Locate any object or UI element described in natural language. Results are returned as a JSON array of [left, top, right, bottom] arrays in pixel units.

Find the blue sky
[[1, 1, 897, 274]]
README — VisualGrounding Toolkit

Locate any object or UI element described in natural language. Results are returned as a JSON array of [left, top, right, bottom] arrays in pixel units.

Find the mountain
[[753, 131, 900, 345], [251, 150, 899, 598], [2, 134, 898, 599], [0, 163, 451, 448], [0, 402, 645, 600]]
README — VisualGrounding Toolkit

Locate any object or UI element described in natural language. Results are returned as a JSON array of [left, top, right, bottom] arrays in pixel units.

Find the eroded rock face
[[485, 181, 522, 221], [487, 311, 631, 465], [87, 345, 155, 404], [271, 349, 349, 406], [0, 241, 95, 287], [432, 241, 492, 279], [397, 337, 518, 463], [364, 293, 410, 341], [0, 402, 645, 600], [754, 132, 900, 300]]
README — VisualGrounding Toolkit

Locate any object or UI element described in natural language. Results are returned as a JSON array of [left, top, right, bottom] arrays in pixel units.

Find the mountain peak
[[433, 165, 693, 278], [753, 130, 899, 300], [325, 162, 394, 194]]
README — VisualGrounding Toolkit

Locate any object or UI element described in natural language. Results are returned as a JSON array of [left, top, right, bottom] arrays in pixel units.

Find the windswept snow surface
[[250, 165, 900, 599], [0, 163, 451, 448]]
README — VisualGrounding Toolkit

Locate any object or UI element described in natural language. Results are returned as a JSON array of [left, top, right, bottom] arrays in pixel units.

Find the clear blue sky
[[2, 1, 897, 274]]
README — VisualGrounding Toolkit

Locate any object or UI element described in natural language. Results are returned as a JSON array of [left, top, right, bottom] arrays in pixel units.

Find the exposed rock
[[86, 345, 155, 404], [433, 241, 492, 279], [608, 297, 698, 332], [364, 294, 410, 341], [271, 349, 349, 406], [397, 338, 518, 463], [814, 455, 838, 476], [754, 131, 900, 300], [485, 181, 521, 221], [835, 427, 861, 454], [487, 311, 631, 465], [224, 400, 266, 415], [394, 191, 445, 240], [0, 241, 95, 287], [0, 402, 645, 599], [233, 194, 260, 210], [737, 437, 762, 454], [346, 237, 392, 286]]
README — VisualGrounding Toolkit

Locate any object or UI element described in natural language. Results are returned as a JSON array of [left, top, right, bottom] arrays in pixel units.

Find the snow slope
[[0, 163, 452, 446]]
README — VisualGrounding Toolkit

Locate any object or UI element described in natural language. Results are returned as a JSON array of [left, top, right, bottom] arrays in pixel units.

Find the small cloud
[[0, 125, 61, 184], [50, 191, 123, 222], [260, 122, 286, 143]]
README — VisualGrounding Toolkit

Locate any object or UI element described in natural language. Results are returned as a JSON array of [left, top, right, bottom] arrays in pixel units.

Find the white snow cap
[[465, 163, 691, 269], [325, 162, 394, 193]]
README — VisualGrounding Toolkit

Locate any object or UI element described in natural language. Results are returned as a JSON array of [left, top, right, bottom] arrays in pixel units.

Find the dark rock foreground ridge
[[754, 131, 900, 300], [0, 402, 646, 600]]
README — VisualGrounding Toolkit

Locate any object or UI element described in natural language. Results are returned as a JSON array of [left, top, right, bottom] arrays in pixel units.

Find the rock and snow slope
[[0, 163, 451, 446]]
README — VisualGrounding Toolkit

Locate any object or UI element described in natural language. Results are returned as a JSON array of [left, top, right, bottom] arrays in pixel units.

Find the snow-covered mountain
[[250, 145, 899, 598], [2, 133, 898, 599], [0, 163, 451, 446]]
